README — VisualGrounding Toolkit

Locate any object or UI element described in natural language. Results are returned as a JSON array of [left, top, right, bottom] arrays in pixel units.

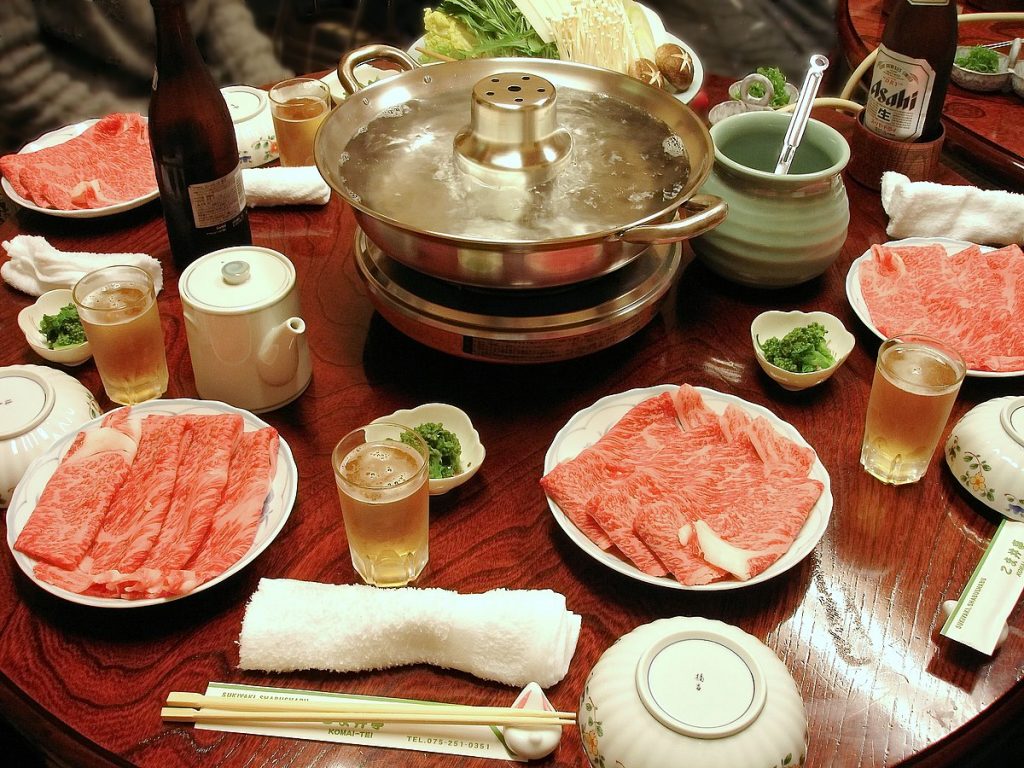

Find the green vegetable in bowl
[[758, 322, 836, 373], [955, 45, 1000, 74], [746, 66, 791, 108], [403, 422, 463, 479], [39, 303, 86, 349]]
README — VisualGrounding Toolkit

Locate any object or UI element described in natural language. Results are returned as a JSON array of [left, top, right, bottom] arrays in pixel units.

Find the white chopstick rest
[[502, 682, 563, 760], [237, 578, 582, 687]]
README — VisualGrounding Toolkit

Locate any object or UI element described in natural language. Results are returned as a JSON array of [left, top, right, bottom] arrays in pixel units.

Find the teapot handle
[[618, 194, 729, 245], [338, 44, 420, 96]]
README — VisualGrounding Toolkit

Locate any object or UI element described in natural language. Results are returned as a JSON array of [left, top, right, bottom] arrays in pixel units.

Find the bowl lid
[[634, 624, 767, 739], [1001, 397, 1024, 449], [179, 246, 295, 314], [221, 85, 268, 124], [0, 367, 55, 441]]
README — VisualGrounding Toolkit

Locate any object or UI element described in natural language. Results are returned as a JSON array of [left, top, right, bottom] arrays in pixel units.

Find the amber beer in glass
[[333, 423, 429, 587], [860, 334, 966, 485], [268, 78, 331, 167], [73, 265, 169, 405]]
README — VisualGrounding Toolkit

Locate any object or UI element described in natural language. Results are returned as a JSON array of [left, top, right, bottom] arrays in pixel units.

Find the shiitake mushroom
[[655, 43, 694, 91], [629, 58, 665, 90]]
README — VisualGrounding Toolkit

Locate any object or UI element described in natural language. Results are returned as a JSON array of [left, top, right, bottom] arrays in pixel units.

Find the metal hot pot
[[315, 45, 727, 290]]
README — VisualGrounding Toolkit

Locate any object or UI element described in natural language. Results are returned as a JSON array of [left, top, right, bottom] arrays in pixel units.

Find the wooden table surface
[[838, 0, 1024, 190], [1, 75, 1022, 768]]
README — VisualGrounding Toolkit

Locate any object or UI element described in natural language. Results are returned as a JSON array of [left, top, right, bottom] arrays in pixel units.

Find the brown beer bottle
[[148, 0, 251, 267], [863, 0, 957, 143]]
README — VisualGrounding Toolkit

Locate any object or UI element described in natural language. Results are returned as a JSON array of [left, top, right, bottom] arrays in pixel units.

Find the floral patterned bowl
[[579, 616, 807, 768], [945, 396, 1024, 521]]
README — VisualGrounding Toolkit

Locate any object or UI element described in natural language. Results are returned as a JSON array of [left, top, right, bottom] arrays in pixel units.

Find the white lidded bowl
[[17, 289, 92, 366], [373, 403, 485, 495], [0, 364, 100, 506], [751, 310, 855, 391], [580, 617, 807, 768], [945, 396, 1024, 521]]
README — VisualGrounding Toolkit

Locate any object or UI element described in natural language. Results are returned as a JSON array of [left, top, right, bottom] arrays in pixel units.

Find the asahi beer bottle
[[863, 0, 958, 143], [148, 0, 252, 267]]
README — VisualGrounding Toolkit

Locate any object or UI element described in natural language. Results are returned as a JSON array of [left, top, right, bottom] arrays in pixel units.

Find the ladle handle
[[618, 194, 729, 245], [338, 44, 419, 96]]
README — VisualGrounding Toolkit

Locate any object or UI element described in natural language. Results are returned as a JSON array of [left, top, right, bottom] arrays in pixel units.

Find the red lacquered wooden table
[[838, 0, 1024, 189], [0, 75, 1021, 768]]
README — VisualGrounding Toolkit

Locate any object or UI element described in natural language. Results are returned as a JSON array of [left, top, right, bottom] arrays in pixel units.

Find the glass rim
[[268, 76, 330, 105], [878, 332, 967, 385], [332, 421, 429, 491], [72, 264, 155, 312]]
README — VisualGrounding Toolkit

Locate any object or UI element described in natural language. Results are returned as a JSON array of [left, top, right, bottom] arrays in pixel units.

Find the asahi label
[[863, 44, 937, 141], [188, 164, 246, 229]]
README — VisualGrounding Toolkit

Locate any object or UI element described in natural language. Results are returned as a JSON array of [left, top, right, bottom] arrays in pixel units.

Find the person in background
[[0, 0, 293, 153]]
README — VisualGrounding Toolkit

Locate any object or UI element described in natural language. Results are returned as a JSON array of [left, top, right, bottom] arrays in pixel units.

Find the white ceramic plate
[[1, 118, 158, 218], [543, 385, 832, 591], [321, 65, 400, 105], [845, 237, 1019, 378], [6, 399, 296, 608], [409, 3, 704, 104]]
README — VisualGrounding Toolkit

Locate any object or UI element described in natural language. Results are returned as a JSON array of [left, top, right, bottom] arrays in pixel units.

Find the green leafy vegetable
[[403, 422, 463, 479], [746, 66, 791, 108], [758, 322, 836, 373], [38, 303, 86, 349], [425, 0, 558, 60], [955, 45, 1000, 74]]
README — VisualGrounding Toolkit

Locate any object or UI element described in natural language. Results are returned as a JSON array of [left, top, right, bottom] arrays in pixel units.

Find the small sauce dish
[[951, 41, 1020, 93], [17, 289, 92, 366], [373, 403, 485, 495], [751, 310, 854, 391]]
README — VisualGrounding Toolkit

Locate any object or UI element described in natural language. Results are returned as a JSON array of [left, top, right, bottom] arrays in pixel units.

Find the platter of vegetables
[[416, 0, 704, 103]]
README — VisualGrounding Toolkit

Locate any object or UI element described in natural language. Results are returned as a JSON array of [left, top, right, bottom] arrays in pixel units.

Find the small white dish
[[945, 396, 1024, 521], [373, 403, 485, 495], [751, 310, 854, 391], [17, 289, 92, 366]]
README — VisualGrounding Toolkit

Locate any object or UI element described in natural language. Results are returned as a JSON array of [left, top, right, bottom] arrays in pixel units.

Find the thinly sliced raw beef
[[859, 241, 1024, 371], [33, 414, 190, 595], [15, 409, 141, 570], [0, 113, 156, 210]]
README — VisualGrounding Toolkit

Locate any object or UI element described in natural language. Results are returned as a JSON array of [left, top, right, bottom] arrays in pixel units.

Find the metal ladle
[[774, 54, 830, 175]]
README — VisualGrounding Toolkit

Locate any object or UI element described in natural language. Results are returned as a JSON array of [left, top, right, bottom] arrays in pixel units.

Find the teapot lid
[[180, 246, 295, 314]]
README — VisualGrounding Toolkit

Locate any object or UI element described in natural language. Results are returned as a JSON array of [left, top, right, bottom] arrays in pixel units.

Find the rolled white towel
[[238, 578, 582, 688], [1, 234, 163, 296], [242, 166, 331, 207], [881, 171, 1024, 246]]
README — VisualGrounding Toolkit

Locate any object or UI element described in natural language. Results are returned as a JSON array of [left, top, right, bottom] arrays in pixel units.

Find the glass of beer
[[72, 265, 169, 405], [332, 422, 430, 587], [860, 333, 966, 485], [268, 77, 331, 167]]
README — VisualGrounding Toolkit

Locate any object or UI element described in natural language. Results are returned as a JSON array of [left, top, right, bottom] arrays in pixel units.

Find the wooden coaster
[[847, 114, 945, 190]]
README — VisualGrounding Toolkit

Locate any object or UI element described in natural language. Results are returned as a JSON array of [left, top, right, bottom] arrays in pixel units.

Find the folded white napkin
[[881, 172, 1024, 246], [238, 578, 582, 688], [1, 234, 163, 296], [242, 167, 331, 207]]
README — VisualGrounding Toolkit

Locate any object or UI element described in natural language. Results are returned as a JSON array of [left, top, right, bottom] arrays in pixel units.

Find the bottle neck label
[[863, 44, 936, 141], [187, 164, 246, 230]]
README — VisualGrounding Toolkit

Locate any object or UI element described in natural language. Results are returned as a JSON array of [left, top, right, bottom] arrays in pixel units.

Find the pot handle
[[618, 194, 729, 245], [338, 44, 420, 96]]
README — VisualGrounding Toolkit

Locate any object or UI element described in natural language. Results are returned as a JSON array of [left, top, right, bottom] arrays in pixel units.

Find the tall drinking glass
[[268, 77, 331, 167], [332, 422, 430, 587], [72, 265, 168, 405], [860, 333, 966, 485]]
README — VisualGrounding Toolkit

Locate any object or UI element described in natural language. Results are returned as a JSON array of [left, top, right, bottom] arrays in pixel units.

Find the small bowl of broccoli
[[951, 43, 1018, 93], [751, 310, 855, 391], [16, 289, 92, 367], [373, 402, 485, 495]]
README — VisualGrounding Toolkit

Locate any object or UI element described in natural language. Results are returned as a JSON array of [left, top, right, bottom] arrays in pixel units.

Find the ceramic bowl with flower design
[[579, 616, 807, 768], [945, 396, 1024, 521]]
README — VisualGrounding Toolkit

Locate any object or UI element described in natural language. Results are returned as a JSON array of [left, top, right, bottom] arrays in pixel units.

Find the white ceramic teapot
[[179, 246, 311, 413]]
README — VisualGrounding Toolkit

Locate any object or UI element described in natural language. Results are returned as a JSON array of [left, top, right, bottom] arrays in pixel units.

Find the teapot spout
[[257, 317, 306, 387]]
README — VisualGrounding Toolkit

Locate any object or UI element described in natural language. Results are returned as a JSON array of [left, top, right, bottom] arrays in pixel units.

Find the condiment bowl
[[17, 289, 92, 366], [951, 43, 1017, 92], [580, 616, 807, 768], [1012, 60, 1024, 98], [373, 403, 485, 495], [751, 310, 854, 391], [945, 396, 1024, 521]]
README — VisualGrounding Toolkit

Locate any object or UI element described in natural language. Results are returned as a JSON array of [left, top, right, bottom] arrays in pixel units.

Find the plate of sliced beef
[[541, 384, 832, 590], [846, 237, 1024, 377], [6, 399, 296, 608], [0, 113, 158, 218]]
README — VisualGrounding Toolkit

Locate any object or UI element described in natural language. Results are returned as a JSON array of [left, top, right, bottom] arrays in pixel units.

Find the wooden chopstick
[[414, 46, 458, 63]]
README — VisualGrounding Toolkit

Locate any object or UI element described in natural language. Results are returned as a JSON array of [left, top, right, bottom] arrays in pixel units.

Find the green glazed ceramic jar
[[692, 110, 850, 288]]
